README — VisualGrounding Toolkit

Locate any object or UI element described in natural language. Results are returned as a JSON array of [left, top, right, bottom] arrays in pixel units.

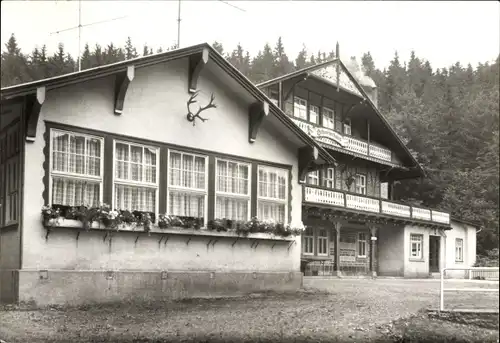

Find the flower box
[[43, 218, 296, 241]]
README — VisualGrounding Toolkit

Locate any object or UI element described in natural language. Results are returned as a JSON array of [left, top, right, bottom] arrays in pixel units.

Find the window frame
[[322, 167, 335, 189], [317, 228, 328, 256], [410, 234, 424, 260], [455, 238, 464, 262], [357, 232, 367, 258], [257, 165, 289, 223], [303, 227, 314, 255], [343, 118, 352, 135], [214, 157, 252, 221], [112, 139, 160, 216], [166, 149, 209, 223], [309, 104, 320, 124], [307, 170, 319, 186], [355, 173, 367, 195], [48, 128, 105, 208], [293, 96, 308, 120], [322, 107, 335, 130]]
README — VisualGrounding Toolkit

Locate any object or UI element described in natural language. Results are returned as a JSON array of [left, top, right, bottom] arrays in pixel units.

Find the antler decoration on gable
[[186, 91, 217, 126]]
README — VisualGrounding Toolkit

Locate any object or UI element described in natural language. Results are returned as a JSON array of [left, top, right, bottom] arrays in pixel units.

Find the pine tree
[[273, 37, 294, 77], [212, 41, 224, 56], [124, 36, 138, 60], [295, 45, 308, 70], [81, 43, 92, 70], [143, 44, 149, 56], [1, 33, 31, 87]]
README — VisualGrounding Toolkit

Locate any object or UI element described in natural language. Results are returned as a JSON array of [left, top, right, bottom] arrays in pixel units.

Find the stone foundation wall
[[17, 269, 303, 306]]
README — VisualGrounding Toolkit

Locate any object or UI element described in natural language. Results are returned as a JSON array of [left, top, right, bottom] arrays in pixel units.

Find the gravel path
[[0, 278, 498, 343]]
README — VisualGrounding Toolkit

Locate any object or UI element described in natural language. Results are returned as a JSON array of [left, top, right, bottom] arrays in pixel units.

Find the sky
[[1, 1, 499, 70]]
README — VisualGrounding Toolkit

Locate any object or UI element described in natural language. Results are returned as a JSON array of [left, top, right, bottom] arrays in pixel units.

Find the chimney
[[344, 57, 379, 108]]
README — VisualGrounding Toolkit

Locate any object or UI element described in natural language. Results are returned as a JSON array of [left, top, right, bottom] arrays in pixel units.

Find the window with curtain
[[293, 97, 307, 120], [215, 159, 250, 221], [168, 150, 207, 221], [322, 167, 335, 188], [322, 107, 335, 129], [257, 165, 288, 223], [50, 129, 103, 208], [114, 141, 159, 214]]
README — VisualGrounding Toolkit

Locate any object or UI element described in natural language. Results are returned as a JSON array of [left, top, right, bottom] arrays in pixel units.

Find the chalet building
[[0, 43, 479, 305], [0, 43, 335, 305], [257, 55, 479, 278]]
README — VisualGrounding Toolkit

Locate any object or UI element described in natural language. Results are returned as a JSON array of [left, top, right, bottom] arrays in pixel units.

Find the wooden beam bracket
[[282, 72, 309, 102], [25, 87, 46, 142], [188, 48, 210, 94], [114, 65, 135, 115], [248, 101, 269, 143], [298, 146, 319, 183]]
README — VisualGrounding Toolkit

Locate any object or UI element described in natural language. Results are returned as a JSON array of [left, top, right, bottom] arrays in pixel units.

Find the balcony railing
[[290, 118, 393, 163], [304, 186, 450, 225]]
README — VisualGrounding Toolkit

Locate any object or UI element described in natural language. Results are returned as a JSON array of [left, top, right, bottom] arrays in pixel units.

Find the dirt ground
[[0, 278, 498, 343]]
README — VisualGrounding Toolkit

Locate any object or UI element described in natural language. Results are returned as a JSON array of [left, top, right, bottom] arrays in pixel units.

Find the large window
[[168, 151, 208, 221], [257, 165, 288, 223], [50, 129, 104, 207], [309, 105, 319, 124], [303, 227, 314, 255], [410, 234, 423, 259], [455, 238, 464, 262], [293, 97, 307, 120], [322, 167, 335, 189], [358, 233, 367, 257], [215, 159, 251, 221], [355, 174, 366, 195], [307, 170, 319, 186], [317, 229, 328, 256], [114, 141, 159, 214], [322, 107, 335, 129]]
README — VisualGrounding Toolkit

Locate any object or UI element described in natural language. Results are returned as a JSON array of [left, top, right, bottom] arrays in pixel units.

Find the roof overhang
[[0, 43, 336, 166]]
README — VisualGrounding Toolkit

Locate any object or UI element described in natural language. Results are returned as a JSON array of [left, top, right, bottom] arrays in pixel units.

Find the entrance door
[[429, 236, 441, 273]]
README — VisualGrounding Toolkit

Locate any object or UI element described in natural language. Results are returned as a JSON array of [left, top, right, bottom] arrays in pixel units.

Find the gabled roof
[[257, 59, 426, 179], [0, 43, 335, 165]]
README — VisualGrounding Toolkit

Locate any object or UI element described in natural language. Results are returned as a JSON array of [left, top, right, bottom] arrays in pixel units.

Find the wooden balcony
[[303, 185, 450, 225], [290, 118, 395, 165]]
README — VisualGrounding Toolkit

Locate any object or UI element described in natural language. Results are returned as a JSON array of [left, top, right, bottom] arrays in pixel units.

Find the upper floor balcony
[[291, 117, 400, 167], [303, 185, 450, 226]]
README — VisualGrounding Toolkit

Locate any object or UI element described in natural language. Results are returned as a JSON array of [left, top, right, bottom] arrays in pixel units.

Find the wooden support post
[[188, 48, 210, 94], [114, 65, 135, 115], [334, 221, 342, 276], [248, 101, 269, 143], [298, 146, 319, 183], [367, 119, 371, 156], [370, 226, 378, 277], [278, 81, 283, 110], [25, 87, 46, 142]]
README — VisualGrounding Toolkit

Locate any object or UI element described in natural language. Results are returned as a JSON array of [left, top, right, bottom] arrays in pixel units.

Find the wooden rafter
[[114, 65, 135, 115], [25, 87, 46, 142], [298, 146, 319, 183], [188, 48, 210, 94], [248, 101, 269, 143]]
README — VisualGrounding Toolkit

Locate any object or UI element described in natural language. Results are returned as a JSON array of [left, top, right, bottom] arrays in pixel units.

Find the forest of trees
[[1, 34, 498, 254]]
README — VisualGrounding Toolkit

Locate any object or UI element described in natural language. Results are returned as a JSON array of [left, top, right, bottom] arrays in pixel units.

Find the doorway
[[429, 236, 441, 273]]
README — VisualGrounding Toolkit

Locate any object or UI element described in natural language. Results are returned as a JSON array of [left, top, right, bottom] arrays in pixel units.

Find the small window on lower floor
[[358, 233, 367, 257], [410, 234, 423, 259]]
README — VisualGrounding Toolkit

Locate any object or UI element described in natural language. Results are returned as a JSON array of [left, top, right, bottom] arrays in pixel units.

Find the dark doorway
[[429, 236, 441, 273]]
